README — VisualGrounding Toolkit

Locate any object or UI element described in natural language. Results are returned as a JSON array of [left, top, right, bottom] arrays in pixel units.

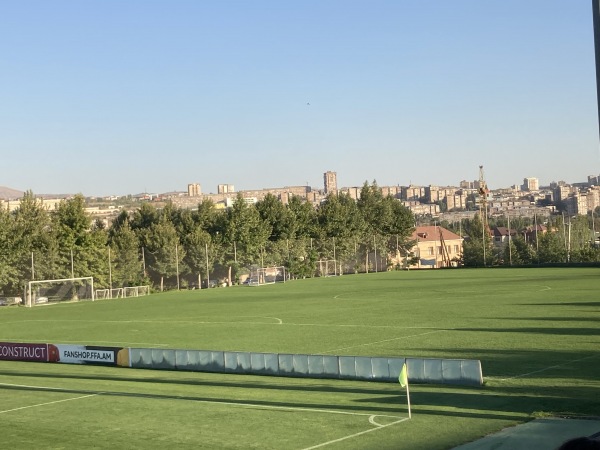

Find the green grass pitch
[[1, 267, 599, 449]]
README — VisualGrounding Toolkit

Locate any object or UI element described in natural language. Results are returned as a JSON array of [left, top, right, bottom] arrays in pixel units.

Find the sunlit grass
[[1, 267, 599, 449]]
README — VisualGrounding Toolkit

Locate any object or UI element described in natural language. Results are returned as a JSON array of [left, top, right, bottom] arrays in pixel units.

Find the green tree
[[223, 194, 270, 277], [317, 192, 364, 273], [380, 196, 415, 267], [503, 236, 536, 266], [11, 192, 53, 285], [357, 181, 389, 272], [282, 195, 318, 277], [130, 202, 159, 232], [52, 195, 107, 282], [0, 205, 19, 294], [109, 219, 145, 287], [536, 230, 567, 263], [144, 217, 186, 290], [256, 194, 290, 241], [461, 214, 494, 267], [182, 226, 221, 287]]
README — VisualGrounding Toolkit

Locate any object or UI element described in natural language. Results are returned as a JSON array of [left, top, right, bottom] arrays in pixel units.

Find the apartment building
[[187, 183, 201, 197], [324, 171, 337, 194], [521, 177, 539, 192]]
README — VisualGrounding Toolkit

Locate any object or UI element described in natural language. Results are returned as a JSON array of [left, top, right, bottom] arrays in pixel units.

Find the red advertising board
[[0, 342, 49, 362]]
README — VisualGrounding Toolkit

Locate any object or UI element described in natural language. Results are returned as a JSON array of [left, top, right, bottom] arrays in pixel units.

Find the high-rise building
[[218, 184, 235, 194], [521, 177, 539, 192], [323, 171, 337, 194], [187, 183, 201, 197]]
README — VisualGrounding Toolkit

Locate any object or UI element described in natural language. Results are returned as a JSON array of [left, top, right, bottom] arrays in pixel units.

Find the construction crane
[[478, 165, 491, 265]]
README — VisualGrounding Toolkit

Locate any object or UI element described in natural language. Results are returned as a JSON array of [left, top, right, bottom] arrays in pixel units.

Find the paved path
[[453, 418, 600, 450]]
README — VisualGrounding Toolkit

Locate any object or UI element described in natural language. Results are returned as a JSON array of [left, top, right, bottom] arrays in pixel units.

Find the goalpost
[[246, 266, 286, 286], [96, 286, 150, 299], [318, 259, 338, 277], [123, 285, 151, 297], [95, 288, 123, 300], [27, 277, 94, 307]]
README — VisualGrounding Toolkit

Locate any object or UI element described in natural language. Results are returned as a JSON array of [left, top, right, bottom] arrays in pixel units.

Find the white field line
[[0, 382, 99, 415], [497, 355, 598, 381], [0, 338, 170, 347], [53, 340, 171, 347], [246, 316, 283, 324], [302, 417, 410, 450], [2, 319, 442, 330], [0, 381, 404, 420], [321, 329, 449, 354]]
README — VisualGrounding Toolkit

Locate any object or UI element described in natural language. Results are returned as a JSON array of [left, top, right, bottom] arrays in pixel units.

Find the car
[[0, 297, 22, 306], [35, 296, 49, 304]]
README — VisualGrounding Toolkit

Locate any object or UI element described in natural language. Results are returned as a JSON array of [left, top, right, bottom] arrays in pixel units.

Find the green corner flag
[[399, 362, 408, 388]]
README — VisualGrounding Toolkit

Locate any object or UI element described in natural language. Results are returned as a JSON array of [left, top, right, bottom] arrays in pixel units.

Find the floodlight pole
[[205, 243, 210, 289], [175, 243, 180, 290], [108, 247, 113, 296], [508, 214, 512, 266]]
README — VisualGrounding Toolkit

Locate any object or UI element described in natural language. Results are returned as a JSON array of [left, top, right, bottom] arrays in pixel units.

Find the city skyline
[[1, 168, 596, 200], [1, 1, 599, 197]]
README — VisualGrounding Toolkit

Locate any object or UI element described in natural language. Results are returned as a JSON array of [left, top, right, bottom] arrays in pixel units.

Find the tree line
[[442, 213, 600, 266], [0, 182, 415, 295], [3, 184, 599, 297]]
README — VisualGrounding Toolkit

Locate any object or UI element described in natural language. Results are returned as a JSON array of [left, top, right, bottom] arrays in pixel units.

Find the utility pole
[[478, 166, 490, 266]]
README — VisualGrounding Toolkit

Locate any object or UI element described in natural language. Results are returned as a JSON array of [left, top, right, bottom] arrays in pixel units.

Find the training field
[[1, 267, 599, 449]]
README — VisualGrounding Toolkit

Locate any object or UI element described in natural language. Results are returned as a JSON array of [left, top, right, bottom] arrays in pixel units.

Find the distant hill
[[0, 186, 24, 200]]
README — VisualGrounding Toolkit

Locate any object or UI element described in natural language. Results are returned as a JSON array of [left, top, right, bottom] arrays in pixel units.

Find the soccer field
[[1, 267, 599, 449]]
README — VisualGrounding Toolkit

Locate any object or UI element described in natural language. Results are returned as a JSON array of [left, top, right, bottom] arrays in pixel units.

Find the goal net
[[246, 266, 286, 286], [27, 277, 94, 307], [123, 285, 151, 297], [95, 288, 123, 300], [318, 259, 338, 277]]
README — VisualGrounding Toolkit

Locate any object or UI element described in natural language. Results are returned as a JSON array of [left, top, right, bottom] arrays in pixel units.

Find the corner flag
[[399, 362, 412, 418], [399, 362, 408, 388]]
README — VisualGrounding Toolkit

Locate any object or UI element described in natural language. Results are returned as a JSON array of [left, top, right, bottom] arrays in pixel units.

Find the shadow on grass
[[459, 326, 600, 336], [419, 348, 600, 380], [0, 365, 401, 396], [517, 302, 600, 307], [0, 379, 525, 421], [495, 317, 600, 323]]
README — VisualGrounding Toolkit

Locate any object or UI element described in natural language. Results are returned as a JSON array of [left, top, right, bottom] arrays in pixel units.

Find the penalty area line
[[498, 355, 598, 381], [301, 417, 410, 450], [321, 329, 449, 354], [0, 381, 404, 421], [0, 382, 99, 415]]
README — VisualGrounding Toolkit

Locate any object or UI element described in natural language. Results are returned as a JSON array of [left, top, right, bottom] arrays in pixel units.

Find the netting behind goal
[[247, 267, 286, 286], [123, 285, 151, 297], [27, 277, 94, 307], [317, 260, 338, 277], [95, 288, 123, 300]]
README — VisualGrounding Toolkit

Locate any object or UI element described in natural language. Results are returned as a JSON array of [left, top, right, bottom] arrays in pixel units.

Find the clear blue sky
[[1, 1, 598, 196]]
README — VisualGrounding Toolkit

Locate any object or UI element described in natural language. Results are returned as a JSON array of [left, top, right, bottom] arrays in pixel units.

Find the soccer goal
[[95, 288, 123, 300], [27, 277, 94, 307], [123, 285, 151, 298], [317, 259, 338, 277], [246, 266, 286, 286]]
